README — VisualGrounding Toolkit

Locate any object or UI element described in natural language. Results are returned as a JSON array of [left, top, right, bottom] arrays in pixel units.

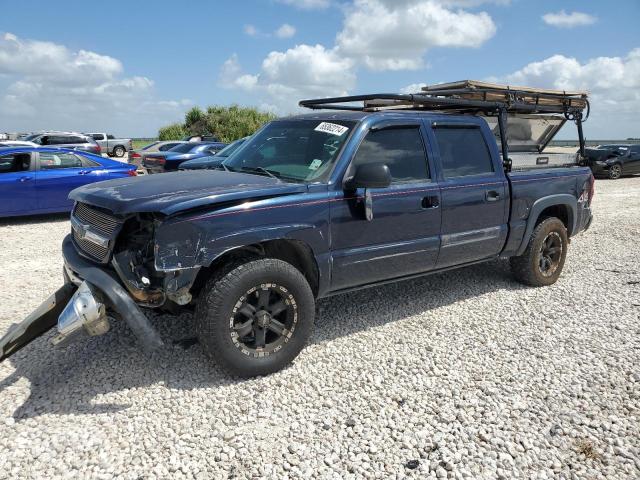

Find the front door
[[330, 123, 441, 291], [0, 152, 36, 216], [429, 123, 508, 268]]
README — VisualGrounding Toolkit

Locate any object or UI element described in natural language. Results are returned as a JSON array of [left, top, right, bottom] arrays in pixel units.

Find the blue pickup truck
[[0, 83, 594, 377]]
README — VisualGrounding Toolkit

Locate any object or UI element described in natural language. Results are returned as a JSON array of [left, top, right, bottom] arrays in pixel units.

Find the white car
[[0, 140, 38, 147]]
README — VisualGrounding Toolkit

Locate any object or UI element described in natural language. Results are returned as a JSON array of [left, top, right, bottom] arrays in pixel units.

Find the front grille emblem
[[71, 216, 110, 248]]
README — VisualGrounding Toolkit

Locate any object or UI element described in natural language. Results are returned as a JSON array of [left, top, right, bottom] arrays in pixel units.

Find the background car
[[0, 146, 136, 217], [128, 140, 187, 169], [179, 136, 248, 170], [585, 144, 640, 179], [23, 132, 101, 155], [86, 133, 132, 158], [0, 140, 38, 147], [143, 141, 227, 173]]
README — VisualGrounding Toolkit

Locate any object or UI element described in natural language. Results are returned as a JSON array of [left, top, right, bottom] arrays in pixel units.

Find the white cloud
[[0, 33, 190, 136], [542, 10, 597, 28], [275, 0, 330, 9], [499, 48, 640, 138], [336, 0, 496, 70], [221, 0, 499, 112], [275, 23, 296, 39], [219, 45, 355, 113], [399, 83, 428, 94], [243, 24, 259, 36]]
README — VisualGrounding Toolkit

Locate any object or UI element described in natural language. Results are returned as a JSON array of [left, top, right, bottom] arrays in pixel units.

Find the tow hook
[[51, 281, 111, 346]]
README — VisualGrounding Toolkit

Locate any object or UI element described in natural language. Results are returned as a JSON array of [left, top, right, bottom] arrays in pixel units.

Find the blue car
[[0, 147, 137, 218], [143, 141, 227, 173], [179, 136, 249, 170]]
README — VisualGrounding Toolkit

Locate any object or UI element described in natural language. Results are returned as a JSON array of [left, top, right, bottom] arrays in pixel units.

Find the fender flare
[[515, 194, 577, 256]]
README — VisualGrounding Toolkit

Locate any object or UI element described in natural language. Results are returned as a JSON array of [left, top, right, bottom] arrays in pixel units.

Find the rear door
[[36, 151, 103, 210], [0, 152, 36, 215], [428, 121, 508, 268], [330, 121, 442, 291]]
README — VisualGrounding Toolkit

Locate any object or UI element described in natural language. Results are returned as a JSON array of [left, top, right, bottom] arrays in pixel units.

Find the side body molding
[[515, 194, 577, 256]]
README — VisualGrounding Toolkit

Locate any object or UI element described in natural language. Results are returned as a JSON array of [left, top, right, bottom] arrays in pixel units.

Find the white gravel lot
[[0, 178, 638, 479]]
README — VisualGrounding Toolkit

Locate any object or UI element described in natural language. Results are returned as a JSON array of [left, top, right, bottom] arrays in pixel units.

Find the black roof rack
[[299, 80, 589, 120], [299, 81, 590, 171]]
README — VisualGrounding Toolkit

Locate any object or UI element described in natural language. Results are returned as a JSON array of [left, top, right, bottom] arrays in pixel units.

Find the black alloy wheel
[[230, 284, 297, 357], [538, 231, 563, 278]]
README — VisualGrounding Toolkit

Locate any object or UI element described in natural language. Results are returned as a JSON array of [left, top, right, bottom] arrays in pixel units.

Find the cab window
[[351, 127, 430, 183], [434, 126, 494, 178]]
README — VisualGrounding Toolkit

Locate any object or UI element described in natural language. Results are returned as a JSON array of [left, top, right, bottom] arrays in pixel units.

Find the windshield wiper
[[239, 166, 281, 180], [215, 162, 232, 172]]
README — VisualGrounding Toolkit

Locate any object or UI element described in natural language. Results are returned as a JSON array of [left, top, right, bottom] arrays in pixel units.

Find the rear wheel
[[113, 146, 126, 158], [510, 217, 568, 287], [608, 163, 622, 180], [196, 259, 315, 377]]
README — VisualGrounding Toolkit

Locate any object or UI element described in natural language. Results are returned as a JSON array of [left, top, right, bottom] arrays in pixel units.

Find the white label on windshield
[[308, 159, 323, 170], [314, 122, 348, 136]]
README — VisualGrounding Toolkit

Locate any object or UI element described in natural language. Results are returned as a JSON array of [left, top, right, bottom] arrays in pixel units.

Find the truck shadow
[[0, 259, 526, 420], [0, 213, 69, 226]]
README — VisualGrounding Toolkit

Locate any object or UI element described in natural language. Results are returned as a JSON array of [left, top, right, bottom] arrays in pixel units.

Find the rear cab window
[[433, 126, 495, 178]]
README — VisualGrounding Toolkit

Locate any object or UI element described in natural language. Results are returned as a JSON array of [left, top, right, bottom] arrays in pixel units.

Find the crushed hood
[[69, 170, 307, 216]]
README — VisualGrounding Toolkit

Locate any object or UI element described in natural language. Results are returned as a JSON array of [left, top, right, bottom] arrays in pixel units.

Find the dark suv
[[24, 132, 101, 155]]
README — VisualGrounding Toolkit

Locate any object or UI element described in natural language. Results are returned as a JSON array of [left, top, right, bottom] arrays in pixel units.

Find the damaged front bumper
[[0, 235, 164, 363]]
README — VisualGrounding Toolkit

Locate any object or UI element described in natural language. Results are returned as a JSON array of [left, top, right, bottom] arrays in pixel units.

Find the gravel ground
[[0, 178, 638, 479]]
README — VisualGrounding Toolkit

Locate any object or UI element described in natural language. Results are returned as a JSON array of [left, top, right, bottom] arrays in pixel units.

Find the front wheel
[[195, 259, 315, 377], [510, 217, 568, 287], [608, 163, 622, 180]]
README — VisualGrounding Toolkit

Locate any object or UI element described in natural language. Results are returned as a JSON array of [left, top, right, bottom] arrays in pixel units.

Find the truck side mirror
[[345, 163, 392, 190]]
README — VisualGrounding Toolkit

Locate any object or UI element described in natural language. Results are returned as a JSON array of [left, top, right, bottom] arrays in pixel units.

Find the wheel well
[[536, 204, 569, 231], [190, 239, 320, 298]]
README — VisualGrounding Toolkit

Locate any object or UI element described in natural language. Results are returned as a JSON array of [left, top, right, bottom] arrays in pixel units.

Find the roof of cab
[[281, 109, 478, 123]]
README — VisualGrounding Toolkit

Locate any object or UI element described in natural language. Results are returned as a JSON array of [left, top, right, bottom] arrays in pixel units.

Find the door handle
[[421, 195, 440, 209], [77, 170, 90, 175], [486, 190, 501, 202], [18, 176, 32, 182]]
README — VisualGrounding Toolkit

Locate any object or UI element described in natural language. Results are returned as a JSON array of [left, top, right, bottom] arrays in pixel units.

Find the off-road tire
[[510, 217, 568, 287], [195, 259, 315, 377], [608, 163, 622, 180], [113, 145, 126, 158]]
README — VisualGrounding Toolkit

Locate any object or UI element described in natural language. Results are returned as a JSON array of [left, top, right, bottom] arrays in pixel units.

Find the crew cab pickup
[[87, 133, 132, 158], [0, 83, 594, 378]]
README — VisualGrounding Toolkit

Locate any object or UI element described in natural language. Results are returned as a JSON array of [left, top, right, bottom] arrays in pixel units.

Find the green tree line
[[158, 105, 277, 143]]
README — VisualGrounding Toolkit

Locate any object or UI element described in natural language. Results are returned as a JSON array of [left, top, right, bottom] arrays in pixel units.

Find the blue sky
[[0, 0, 639, 138]]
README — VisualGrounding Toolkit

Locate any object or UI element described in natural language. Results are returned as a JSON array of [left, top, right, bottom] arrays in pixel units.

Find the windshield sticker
[[308, 159, 323, 170], [314, 122, 349, 136]]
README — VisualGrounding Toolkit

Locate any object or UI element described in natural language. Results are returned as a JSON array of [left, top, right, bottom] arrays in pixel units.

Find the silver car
[[128, 140, 186, 169], [23, 132, 101, 155]]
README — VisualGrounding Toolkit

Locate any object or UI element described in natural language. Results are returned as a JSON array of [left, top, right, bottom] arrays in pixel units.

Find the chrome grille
[[71, 203, 123, 262], [74, 202, 121, 236], [72, 229, 110, 262]]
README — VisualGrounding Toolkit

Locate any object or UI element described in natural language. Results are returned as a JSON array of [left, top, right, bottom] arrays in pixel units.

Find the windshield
[[216, 137, 247, 158], [224, 120, 355, 182], [169, 143, 199, 153]]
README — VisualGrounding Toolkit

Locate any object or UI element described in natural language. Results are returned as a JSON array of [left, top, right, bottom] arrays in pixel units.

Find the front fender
[[154, 221, 327, 271]]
